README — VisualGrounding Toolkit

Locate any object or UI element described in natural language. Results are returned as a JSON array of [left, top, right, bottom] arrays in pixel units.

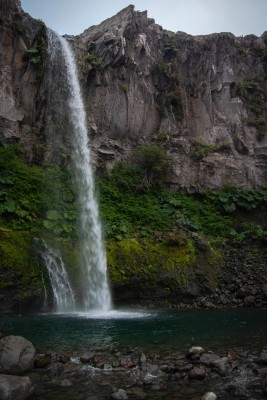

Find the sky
[[20, 0, 267, 37]]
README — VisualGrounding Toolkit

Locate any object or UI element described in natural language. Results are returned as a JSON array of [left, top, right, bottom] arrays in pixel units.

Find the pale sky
[[20, 0, 267, 37]]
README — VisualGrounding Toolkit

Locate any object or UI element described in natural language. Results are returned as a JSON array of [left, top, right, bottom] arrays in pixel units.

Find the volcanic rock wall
[[70, 5, 267, 192], [1, 2, 267, 191]]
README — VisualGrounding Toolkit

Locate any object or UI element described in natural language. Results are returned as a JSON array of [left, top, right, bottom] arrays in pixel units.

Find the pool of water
[[1, 308, 266, 353]]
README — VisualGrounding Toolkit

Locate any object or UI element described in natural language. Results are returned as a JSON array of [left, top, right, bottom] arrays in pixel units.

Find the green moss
[[0, 228, 44, 292], [107, 237, 196, 286], [118, 82, 128, 94], [190, 140, 216, 160], [204, 241, 223, 288], [55, 238, 81, 290]]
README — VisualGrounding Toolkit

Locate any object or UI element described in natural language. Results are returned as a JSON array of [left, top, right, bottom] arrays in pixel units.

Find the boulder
[[188, 366, 207, 379], [0, 336, 35, 374], [0, 374, 33, 400]]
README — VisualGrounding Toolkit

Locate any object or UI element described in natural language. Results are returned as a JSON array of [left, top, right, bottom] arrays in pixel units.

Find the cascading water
[[46, 29, 111, 311], [36, 239, 75, 313]]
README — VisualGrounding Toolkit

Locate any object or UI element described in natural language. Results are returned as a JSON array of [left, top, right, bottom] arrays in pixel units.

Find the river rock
[[188, 366, 207, 379], [200, 352, 220, 365], [0, 335, 35, 374], [139, 353, 146, 364], [111, 388, 128, 399], [80, 351, 96, 364], [201, 392, 217, 400], [0, 374, 33, 400], [120, 356, 134, 368], [34, 354, 51, 368], [211, 357, 232, 376], [187, 346, 204, 360]]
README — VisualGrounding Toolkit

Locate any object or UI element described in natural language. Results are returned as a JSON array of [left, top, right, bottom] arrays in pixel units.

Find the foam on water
[[53, 309, 152, 320]]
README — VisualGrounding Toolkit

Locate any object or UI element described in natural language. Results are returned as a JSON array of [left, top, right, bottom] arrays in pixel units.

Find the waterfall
[[40, 271, 48, 311], [36, 239, 75, 313], [46, 29, 111, 311]]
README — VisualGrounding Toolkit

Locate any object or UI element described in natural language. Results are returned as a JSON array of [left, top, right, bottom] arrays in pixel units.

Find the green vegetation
[[84, 51, 102, 68], [97, 156, 267, 242], [0, 228, 44, 300], [247, 117, 266, 132], [130, 144, 171, 189], [236, 76, 267, 136], [0, 144, 77, 236], [165, 89, 184, 121], [236, 79, 259, 97], [1, 142, 267, 245], [1, 142, 267, 302], [153, 60, 171, 78], [118, 82, 128, 94], [190, 140, 231, 160], [24, 39, 46, 79], [107, 237, 196, 285]]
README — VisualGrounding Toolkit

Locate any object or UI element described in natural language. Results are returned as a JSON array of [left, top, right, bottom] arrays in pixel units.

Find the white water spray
[[36, 239, 75, 312], [47, 29, 111, 311]]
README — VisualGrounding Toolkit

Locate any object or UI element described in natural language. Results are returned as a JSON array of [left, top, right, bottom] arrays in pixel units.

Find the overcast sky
[[20, 0, 267, 37]]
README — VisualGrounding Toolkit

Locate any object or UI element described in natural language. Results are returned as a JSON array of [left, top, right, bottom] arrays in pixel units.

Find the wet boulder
[[0, 335, 35, 374], [0, 374, 33, 400]]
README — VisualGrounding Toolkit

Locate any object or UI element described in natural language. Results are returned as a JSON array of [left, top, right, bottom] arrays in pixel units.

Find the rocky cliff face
[[70, 5, 267, 192], [1, 2, 267, 191], [0, 0, 48, 163]]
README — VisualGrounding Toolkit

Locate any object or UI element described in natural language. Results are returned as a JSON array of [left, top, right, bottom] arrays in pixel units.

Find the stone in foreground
[[0, 374, 33, 400], [0, 336, 35, 374]]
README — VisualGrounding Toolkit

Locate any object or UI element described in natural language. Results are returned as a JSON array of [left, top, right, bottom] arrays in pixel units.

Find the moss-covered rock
[[0, 228, 48, 313], [107, 237, 195, 283]]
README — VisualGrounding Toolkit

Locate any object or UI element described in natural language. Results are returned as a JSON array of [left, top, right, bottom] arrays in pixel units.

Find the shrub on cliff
[[131, 144, 171, 190]]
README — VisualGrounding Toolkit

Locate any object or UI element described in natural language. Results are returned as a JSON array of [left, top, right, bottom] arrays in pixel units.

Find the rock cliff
[[0, 0, 49, 162], [70, 5, 267, 191], [1, 2, 267, 191]]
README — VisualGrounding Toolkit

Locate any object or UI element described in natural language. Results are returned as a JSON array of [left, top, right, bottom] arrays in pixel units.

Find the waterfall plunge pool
[[1, 308, 267, 354]]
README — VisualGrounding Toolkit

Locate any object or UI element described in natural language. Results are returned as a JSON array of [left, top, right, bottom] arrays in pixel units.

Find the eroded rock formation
[[1, 2, 267, 191], [69, 5, 267, 191]]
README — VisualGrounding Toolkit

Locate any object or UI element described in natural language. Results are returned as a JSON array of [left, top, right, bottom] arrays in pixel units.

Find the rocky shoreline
[[1, 334, 267, 399]]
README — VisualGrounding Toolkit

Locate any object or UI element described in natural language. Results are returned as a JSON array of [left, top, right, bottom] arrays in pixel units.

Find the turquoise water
[[1, 309, 266, 353]]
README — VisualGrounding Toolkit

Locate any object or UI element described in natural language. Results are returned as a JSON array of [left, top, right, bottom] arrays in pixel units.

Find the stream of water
[[46, 29, 111, 312]]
